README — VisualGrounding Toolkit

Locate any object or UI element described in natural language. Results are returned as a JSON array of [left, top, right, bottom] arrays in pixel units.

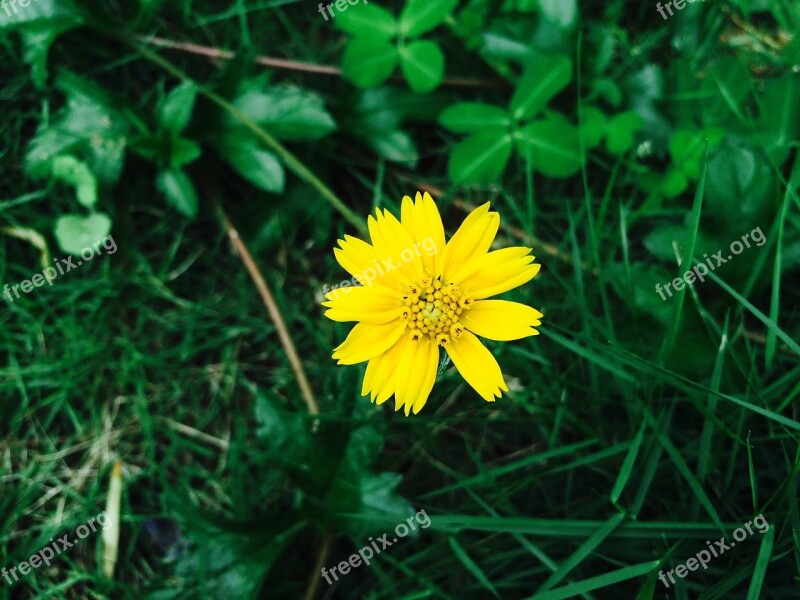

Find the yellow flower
[[323, 192, 542, 415]]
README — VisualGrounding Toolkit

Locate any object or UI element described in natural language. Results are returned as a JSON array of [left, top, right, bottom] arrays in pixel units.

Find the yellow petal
[[361, 340, 404, 404], [392, 335, 439, 415], [459, 247, 540, 299], [400, 192, 446, 276], [445, 331, 508, 402], [322, 285, 406, 323], [333, 235, 400, 291], [413, 340, 439, 414], [460, 300, 543, 340], [333, 320, 407, 365], [442, 203, 500, 282], [367, 209, 425, 287]]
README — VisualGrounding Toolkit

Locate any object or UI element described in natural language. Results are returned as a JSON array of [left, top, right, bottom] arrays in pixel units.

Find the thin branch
[[216, 203, 320, 416], [304, 530, 332, 600], [138, 35, 504, 88]]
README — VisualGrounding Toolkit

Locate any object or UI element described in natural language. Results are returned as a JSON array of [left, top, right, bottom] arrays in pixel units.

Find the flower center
[[402, 276, 472, 346]]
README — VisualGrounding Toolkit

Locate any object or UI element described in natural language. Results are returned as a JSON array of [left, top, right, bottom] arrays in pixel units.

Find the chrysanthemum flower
[[323, 192, 542, 415]]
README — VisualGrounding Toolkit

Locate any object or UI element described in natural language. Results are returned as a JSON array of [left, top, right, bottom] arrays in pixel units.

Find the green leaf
[[25, 73, 130, 184], [515, 119, 583, 177], [156, 169, 199, 218], [578, 107, 606, 149], [364, 129, 419, 164], [448, 130, 512, 184], [157, 81, 197, 134], [334, 3, 397, 39], [21, 22, 79, 89], [171, 513, 306, 599], [399, 40, 445, 93], [219, 135, 285, 193], [51, 155, 97, 208], [531, 561, 661, 600], [342, 38, 399, 88], [439, 102, 509, 134], [659, 166, 688, 198], [605, 111, 643, 155], [669, 128, 724, 180], [231, 83, 336, 141], [54, 213, 112, 256], [448, 537, 500, 598], [0, 0, 82, 88], [169, 138, 202, 168], [752, 71, 800, 165], [537, 0, 578, 28], [339, 88, 435, 166], [325, 427, 415, 539], [399, 0, 458, 37], [746, 525, 775, 600], [509, 55, 572, 120]]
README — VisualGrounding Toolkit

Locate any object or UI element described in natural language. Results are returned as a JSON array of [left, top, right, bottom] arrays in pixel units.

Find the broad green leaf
[[399, 40, 445, 93], [1, 0, 82, 88], [156, 169, 199, 218], [325, 427, 415, 539], [157, 81, 197, 134], [578, 107, 606, 149], [364, 129, 419, 164], [54, 213, 112, 256], [509, 55, 572, 120], [479, 17, 539, 65], [342, 38, 399, 88], [669, 128, 724, 180], [219, 136, 285, 193], [172, 513, 306, 599], [51, 155, 97, 208], [439, 102, 510, 133], [25, 72, 129, 184], [537, 0, 578, 28], [605, 111, 643, 155], [659, 166, 688, 198], [399, 0, 458, 37], [515, 119, 583, 177], [169, 138, 202, 168], [252, 385, 312, 467], [334, 3, 397, 39], [232, 84, 336, 141], [705, 140, 773, 230], [448, 130, 512, 184], [752, 71, 800, 165], [21, 22, 79, 89], [339, 88, 436, 166]]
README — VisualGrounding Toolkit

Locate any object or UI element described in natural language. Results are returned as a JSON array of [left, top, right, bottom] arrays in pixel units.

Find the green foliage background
[[1, 0, 799, 598]]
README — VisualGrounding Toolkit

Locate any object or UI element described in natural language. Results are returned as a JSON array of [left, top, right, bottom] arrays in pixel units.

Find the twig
[[216, 203, 320, 416], [137, 35, 504, 88], [304, 530, 332, 600]]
